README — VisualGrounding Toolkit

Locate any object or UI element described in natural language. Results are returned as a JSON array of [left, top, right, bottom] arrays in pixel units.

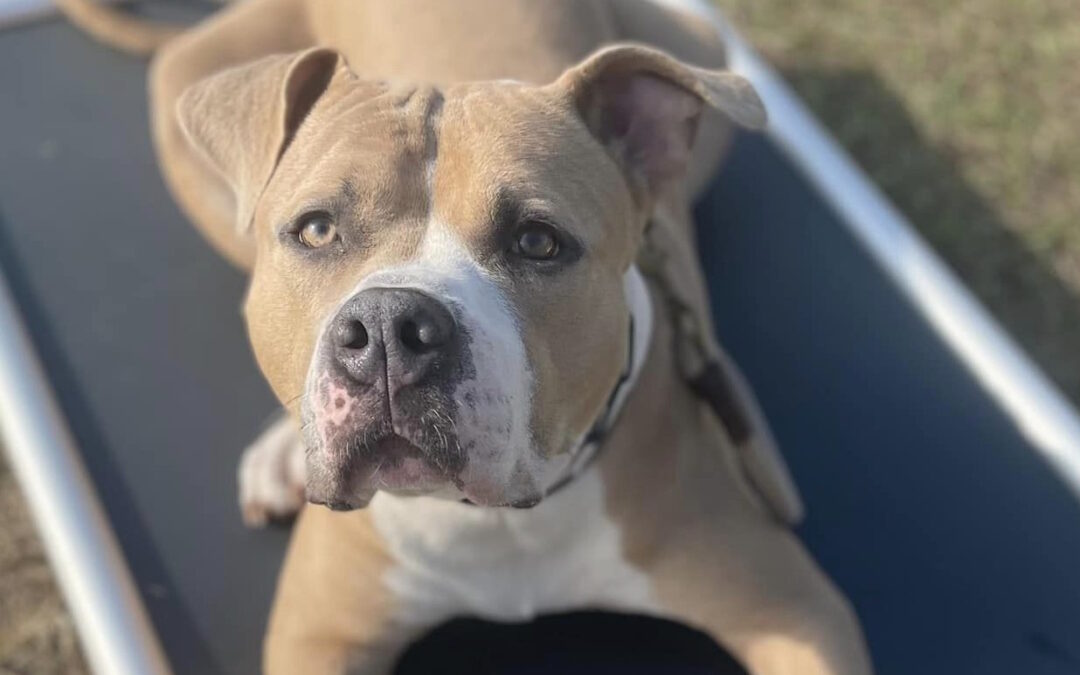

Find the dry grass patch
[[0, 460, 87, 675], [719, 0, 1080, 402]]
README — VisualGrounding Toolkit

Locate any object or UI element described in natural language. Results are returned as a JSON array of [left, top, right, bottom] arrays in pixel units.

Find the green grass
[[717, 0, 1080, 403]]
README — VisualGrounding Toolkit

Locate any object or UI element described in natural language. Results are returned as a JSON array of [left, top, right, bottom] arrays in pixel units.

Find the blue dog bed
[[1, 2, 1079, 674]]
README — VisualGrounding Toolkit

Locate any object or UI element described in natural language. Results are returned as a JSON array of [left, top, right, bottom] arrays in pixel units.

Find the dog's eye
[[297, 213, 337, 249], [513, 222, 560, 261]]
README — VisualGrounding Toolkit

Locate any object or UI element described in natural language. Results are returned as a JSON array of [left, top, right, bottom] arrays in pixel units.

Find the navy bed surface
[[1, 12, 1079, 675]]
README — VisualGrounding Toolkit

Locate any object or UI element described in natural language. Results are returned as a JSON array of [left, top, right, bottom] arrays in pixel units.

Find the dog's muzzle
[[304, 287, 468, 508]]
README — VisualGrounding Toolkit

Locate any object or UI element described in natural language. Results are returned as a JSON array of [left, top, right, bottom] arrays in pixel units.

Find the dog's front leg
[[237, 411, 307, 527], [264, 505, 421, 675], [646, 520, 873, 675]]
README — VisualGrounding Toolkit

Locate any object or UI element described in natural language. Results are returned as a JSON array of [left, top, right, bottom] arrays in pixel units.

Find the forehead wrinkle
[[338, 175, 359, 204], [430, 85, 631, 259], [302, 83, 446, 229], [298, 79, 444, 160], [426, 83, 541, 248], [421, 85, 445, 211]]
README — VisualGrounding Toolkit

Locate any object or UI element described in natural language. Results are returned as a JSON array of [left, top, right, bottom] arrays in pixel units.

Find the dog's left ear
[[554, 44, 765, 203]]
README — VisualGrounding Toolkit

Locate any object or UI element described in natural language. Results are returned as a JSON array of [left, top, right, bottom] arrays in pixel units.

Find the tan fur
[[61, 0, 870, 672], [602, 221, 871, 673], [55, 0, 180, 56], [264, 506, 406, 674]]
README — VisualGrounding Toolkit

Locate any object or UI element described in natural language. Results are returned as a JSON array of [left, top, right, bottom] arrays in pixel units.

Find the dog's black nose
[[330, 288, 457, 388]]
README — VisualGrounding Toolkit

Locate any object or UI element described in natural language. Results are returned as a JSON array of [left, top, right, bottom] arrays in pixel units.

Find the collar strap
[[636, 223, 753, 446], [542, 265, 654, 498]]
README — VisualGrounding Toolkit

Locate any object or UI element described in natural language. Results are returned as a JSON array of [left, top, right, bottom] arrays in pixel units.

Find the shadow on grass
[[779, 67, 1080, 406]]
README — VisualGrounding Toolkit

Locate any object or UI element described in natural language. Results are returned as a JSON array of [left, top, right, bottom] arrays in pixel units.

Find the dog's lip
[[326, 433, 451, 497], [308, 497, 367, 511], [372, 433, 426, 459], [369, 434, 451, 477]]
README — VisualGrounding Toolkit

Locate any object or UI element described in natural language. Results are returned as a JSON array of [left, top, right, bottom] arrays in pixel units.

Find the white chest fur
[[369, 469, 657, 628]]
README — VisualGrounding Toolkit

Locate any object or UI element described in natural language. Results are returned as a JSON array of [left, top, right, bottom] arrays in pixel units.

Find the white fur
[[370, 467, 657, 628], [237, 411, 306, 526]]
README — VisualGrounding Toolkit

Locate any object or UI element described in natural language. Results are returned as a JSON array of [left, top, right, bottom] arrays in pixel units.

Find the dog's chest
[[368, 470, 656, 627]]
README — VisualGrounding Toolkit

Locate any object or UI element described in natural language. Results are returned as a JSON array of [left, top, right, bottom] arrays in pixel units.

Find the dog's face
[[179, 46, 763, 508], [248, 79, 638, 509]]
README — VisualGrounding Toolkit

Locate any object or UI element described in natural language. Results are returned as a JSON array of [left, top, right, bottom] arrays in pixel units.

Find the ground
[[0, 466, 86, 674], [1, 0, 1078, 671], [721, 0, 1080, 402]]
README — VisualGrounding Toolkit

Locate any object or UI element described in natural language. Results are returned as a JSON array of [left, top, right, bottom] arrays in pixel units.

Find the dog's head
[[178, 44, 764, 508]]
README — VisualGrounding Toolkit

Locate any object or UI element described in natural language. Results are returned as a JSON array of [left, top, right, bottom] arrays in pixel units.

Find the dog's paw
[[238, 412, 307, 528]]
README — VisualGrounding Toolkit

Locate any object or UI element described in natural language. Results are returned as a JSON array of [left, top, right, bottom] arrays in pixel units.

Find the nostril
[[335, 319, 369, 351], [399, 317, 446, 353], [399, 319, 424, 353], [416, 322, 440, 347]]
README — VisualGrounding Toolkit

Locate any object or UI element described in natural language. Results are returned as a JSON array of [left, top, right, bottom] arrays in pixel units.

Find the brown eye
[[514, 222, 560, 261], [297, 213, 336, 248]]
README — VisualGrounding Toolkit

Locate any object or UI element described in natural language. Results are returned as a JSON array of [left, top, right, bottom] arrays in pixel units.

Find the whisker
[[368, 457, 386, 489], [281, 391, 308, 409]]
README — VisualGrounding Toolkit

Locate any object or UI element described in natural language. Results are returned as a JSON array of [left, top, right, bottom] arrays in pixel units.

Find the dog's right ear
[[553, 44, 764, 208], [176, 48, 343, 233]]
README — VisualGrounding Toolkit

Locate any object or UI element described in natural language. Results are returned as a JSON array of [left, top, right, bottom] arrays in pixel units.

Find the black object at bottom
[[395, 612, 749, 675]]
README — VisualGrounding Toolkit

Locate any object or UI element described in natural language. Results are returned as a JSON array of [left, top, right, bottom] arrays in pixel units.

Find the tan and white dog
[[59, 1, 874, 673]]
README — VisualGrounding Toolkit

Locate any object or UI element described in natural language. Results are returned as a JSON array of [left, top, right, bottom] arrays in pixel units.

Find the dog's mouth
[[354, 434, 452, 493], [305, 429, 462, 510]]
